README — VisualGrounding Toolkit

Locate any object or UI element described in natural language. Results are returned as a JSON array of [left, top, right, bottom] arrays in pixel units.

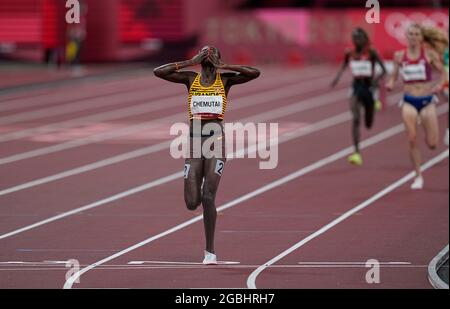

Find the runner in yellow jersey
[[154, 46, 260, 264]]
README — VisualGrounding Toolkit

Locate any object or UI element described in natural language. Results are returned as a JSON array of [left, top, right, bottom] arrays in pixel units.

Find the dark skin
[[154, 46, 260, 254], [331, 32, 387, 154], [331, 33, 386, 88], [154, 46, 261, 95]]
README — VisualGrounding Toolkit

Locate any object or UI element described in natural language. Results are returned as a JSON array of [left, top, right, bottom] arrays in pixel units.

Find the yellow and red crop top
[[188, 73, 227, 120]]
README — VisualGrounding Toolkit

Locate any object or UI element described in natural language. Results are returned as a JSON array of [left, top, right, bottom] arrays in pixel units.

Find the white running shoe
[[202, 250, 217, 265], [411, 176, 424, 190], [445, 128, 449, 147]]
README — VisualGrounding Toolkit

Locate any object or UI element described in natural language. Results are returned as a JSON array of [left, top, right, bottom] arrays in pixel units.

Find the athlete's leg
[[184, 158, 204, 211], [444, 89, 449, 146], [402, 103, 421, 178], [446, 111, 449, 146], [420, 103, 439, 150], [350, 96, 362, 153], [364, 99, 375, 130], [201, 157, 226, 254]]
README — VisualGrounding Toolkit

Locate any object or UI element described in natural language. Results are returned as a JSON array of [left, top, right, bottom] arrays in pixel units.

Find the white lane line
[[297, 262, 411, 265], [128, 261, 240, 265], [0, 76, 155, 112], [0, 76, 344, 165], [0, 93, 416, 241], [0, 74, 159, 112], [0, 65, 322, 108], [0, 71, 336, 143], [0, 261, 69, 265], [246, 149, 449, 289], [0, 66, 297, 113], [0, 67, 278, 107], [0, 120, 326, 238], [16, 248, 121, 252], [0, 93, 182, 142], [0, 87, 353, 194], [0, 85, 178, 126], [1, 65, 275, 112], [0, 265, 427, 272], [0, 96, 374, 239], [0, 265, 432, 273], [0, 66, 323, 137], [0, 263, 416, 268], [129, 261, 408, 266], [0, 172, 181, 240], [428, 244, 449, 289], [63, 110, 443, 289], [220, 230, 314, 233]]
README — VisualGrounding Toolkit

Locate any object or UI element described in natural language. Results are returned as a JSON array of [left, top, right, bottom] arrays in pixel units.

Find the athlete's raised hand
[[191, 49, 209, 66], [209, 52, 227, 69]]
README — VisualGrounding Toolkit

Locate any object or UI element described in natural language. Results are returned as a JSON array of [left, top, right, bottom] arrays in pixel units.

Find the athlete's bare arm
[[208, 53, 260, 92], [370, 48, 387, 86], [331, 49, 351, 88], [153, 49, 209, 88], [426, 48, 447, 93], [386, 50, 404, 91]]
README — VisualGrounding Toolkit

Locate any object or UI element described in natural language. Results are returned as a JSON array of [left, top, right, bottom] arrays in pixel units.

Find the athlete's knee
[[185, 202, 200, 211], [408, 135, 418, 148], [185, 197, 201, 211], [426, 137, 438, 150], [202, 190, 216, 208]]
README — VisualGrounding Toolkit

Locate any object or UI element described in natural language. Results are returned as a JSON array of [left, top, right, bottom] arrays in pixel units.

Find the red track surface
[[0, 65, 448, 289], [0, 64, 140, 90]]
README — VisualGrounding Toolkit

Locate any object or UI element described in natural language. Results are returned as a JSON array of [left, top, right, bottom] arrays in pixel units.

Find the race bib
[[402, 63, 427, 81], [350, 60, 373, 77], [190, 95, 223, 115], [215, 160, 225, 176]]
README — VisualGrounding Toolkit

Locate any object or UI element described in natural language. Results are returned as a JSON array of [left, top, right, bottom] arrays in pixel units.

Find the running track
[[0, 65, 448, 289]]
